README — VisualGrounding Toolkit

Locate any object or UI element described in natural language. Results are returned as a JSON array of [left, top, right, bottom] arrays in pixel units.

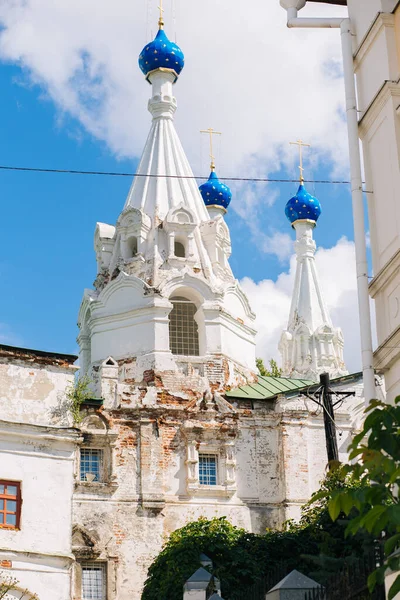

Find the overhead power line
[[0, 163, 373, 192]]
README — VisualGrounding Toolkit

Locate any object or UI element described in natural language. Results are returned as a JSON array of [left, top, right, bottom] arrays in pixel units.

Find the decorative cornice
[[369, 246, 400, 296], [373, 323, 400, 371], [0, 419, 81, 445], [354, 12, 395, 69], [0, 548, 75, 566], [359, 80, 400, 136]]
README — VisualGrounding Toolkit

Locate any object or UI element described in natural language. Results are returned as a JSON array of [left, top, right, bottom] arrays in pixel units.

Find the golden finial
[[201, 127, 222, 172], [158, 0, 165, 29], [290, 139, 311, 184]]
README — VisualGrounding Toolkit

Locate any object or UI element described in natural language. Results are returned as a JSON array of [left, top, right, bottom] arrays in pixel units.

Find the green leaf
[[348, 447, 365, 460], [367, 570, 377, 592], [309, 490, 328, 503], [360, 505, 387, 533], [340, 492, 355, 516], [390, 468, 400, 484], [328, 494, 341, 522], [385, 534, 400, 556], [389, 574, 400, 600], [387, 506, 400, 527]]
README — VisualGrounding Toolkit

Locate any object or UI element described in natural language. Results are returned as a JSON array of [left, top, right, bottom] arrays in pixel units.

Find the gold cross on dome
[[290, 139, 311, 183], [201, 127, 222, 171], [158, 0, 164, 29]]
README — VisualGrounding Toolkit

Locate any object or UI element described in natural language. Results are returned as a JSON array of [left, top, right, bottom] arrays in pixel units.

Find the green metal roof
[[226, 375, 315, 401]]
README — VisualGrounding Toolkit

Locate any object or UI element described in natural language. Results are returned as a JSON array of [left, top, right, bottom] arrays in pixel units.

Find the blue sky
[[0, 0, 369, 370]]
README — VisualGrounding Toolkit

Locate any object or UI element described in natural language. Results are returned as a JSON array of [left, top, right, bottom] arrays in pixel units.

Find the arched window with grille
[[169, 296, 200, 356]]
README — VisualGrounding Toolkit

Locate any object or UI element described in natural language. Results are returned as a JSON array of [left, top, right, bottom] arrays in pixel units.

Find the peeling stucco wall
[[0, 351, 77, 426], [71, 365, 360, 600]]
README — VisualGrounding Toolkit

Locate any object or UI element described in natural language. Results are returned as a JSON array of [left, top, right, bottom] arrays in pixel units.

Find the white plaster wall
[[0, 423, 78, 600], [220, 316, 256, 371], [0, 362, 75, 426], [355, 21, 398, 112], [0, 434, 75, 555], [363, 106, 400, 274], [0, 557, 71, 600]]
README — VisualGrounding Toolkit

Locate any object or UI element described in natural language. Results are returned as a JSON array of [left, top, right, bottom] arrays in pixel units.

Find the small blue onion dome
[[138, 29, 184, 82], [285, 183, 321, 225], [199, 171, 232, 210]]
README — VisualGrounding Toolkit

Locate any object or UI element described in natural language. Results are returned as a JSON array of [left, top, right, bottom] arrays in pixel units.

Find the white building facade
[[0, 345, 80, 600], [349, 0, 400, 403]]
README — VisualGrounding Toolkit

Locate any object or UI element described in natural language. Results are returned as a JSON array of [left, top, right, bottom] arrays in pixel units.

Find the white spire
[[124, 70, 209, 223], [279, 219, 347, 381]]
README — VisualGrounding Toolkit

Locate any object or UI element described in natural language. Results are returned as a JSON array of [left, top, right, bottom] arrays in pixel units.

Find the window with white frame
[[81, 562, 107, 600], [80, 449, 103, 482], [199, 454, 218, 486], [186, 438, 237, 496], [169, 296, 199, 356]]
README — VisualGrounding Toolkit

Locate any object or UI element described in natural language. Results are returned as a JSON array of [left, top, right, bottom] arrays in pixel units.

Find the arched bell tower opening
[[169, 295, 200, 356], [127, 236, 138, 258], [174, 240, 186, 258]]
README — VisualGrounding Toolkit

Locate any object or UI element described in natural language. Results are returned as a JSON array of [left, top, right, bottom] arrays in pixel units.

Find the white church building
[[0, 8, 373, 600]]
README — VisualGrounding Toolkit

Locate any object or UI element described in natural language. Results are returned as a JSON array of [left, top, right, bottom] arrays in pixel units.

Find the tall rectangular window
[[80, 449, 103, 482], [199, 454, 218, 486], [0, 480, 21, 529], [81, 562, 106, 600]]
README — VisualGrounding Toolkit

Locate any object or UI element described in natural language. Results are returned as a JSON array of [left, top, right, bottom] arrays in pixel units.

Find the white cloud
[[241, 237, 368, 374], [0, 0, 349, 238]]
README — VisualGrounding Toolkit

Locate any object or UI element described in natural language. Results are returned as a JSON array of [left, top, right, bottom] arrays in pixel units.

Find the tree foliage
[[142, 473, 374, 600], [256, 358, 282, 378], [314, 397, 400, 600]]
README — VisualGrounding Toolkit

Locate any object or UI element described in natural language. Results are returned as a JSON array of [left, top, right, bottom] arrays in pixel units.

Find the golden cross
[[201, 127, 222, 171], [158, 0, 164, 29], [290, 139, 311, 183]]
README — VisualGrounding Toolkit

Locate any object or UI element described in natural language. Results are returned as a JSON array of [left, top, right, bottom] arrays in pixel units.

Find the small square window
[[81, 562, 107, 600], [0, 480, 21, 529], [80, 449, 103, 483], [199, 454, 218, 486]]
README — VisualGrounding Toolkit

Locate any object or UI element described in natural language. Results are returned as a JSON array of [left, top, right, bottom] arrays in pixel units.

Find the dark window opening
[[174, 241, 186, 258]]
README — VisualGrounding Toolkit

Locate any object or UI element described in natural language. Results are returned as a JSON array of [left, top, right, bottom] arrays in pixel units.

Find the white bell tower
[[77, 19, 257, 392]]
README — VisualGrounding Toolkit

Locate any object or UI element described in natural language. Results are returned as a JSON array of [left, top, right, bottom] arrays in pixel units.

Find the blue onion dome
[[285, 183, 321, 225], [138, 29, 185, 82], [199, 171, 232, 210]]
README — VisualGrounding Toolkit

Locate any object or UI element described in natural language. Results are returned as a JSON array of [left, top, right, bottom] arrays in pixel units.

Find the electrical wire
[[0, 163, 374, 191]]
